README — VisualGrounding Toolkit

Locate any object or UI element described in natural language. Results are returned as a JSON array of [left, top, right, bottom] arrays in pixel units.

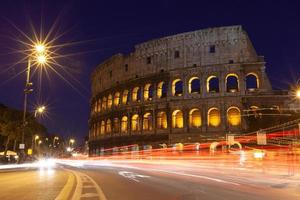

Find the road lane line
[[54, 171, 75, 200], [66, 169, 108, 200]]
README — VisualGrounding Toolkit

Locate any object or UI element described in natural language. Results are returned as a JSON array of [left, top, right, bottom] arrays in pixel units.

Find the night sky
[[0, 0, 300, 143]]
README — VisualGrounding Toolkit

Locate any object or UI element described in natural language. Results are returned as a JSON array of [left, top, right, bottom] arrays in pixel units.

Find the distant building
[[89, 25, 288, 155]]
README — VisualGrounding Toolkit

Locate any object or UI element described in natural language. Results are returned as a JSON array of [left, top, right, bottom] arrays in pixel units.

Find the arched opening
[[96, 122, 100, 137], [227, 107, 241, 126], [144, 84, 154, 101], [157, 111, 167, 129], [131, 114, 140, 132], [121, 116, 128, 134], [189, 108, 201, 128], [246, 73, 259, 91], [172, 110, 184, 128], [172, 79, 183, 96], [113, 118, 120, 133], [122, 90, 129, 105], [132, 87, 141, 102], [106, 119, 112, 133], [189, 77, 200, 94], [157, 81, 167, 98], [97, 99, 101, 112], [100, 120, 105, 134], [207, 76, 219, 93], [107, 94, 113, 109], [102, 97, 107, 110], [114, 92, 120, 106], [208, 108, 221, 127], [143, 112, 153, 131], [226, 74, 239, 92]]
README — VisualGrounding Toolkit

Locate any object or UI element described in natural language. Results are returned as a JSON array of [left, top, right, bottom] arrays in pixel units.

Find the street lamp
[[34, 105, 46, 117], [21, 42, 49, 155], [69, 139, 75, 147], [53, 136, 59, 148]]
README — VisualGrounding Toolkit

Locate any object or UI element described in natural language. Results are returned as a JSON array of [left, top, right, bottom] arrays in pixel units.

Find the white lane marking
[[65, 169, 108, 200], [118, 171, 150, 182]]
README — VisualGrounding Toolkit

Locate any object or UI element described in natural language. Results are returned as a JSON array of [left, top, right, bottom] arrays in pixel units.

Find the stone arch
[[172, 79, 183, 96], [157, 81, 167, 98], [100, 120, 105, 134], [132, 87, 141, 102], [227, 106, 241, 126], [208, 107, 221, 127], [143, 112, 153, 131], [144, 83, 154, 101], [189, 108, 202, 128], [226, 73, 239, 92], [188, 77, 200, 94], [172, 110, 184, 128], [207, 76, 219, 93], [106, 119, 112, 133], [114, 92, 120, 106], [122, 90, 129, 104], [131, 114, 140, 132], [107, 94, 113, 109], [157, 111, 167, 129], [113, 118, 120, 133], [97, 99, 101, 112], [102, 97, 107, 110], [121, 116, 128, 133], [246, 72, 260, 90]]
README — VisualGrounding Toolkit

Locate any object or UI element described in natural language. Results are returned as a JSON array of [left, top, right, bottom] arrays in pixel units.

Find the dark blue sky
[[0, 0, 300, 142]]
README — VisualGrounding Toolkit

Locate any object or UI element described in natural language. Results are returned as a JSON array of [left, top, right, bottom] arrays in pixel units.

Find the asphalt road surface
[[0, 152, 300, 200]]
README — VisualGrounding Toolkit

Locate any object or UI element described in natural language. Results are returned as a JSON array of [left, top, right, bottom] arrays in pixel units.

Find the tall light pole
[[21, 43, 48, 157]]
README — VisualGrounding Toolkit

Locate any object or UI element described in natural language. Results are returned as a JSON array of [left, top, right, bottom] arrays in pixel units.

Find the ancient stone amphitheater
[[89, 25, 287, 155]]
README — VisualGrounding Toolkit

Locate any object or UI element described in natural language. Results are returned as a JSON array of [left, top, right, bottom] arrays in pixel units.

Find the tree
[[0, 104, 47, 157]]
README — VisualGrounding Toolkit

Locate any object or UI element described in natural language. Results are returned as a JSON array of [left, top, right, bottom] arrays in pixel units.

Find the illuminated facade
[[89, 25, 287, 154]]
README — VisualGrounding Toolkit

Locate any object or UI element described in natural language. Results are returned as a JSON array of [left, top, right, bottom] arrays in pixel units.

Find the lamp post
[[34, 106, 46, 117], [20, 43, 48, 160]]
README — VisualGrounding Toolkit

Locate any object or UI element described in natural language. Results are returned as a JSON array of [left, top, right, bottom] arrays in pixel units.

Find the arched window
[[97, 122, 100, 137], [106, 119, 112, 133], [107, 94, 113, 109], [207, 76, 219, 93], [143, 112, 153, 131], [189, 77, 200, 94], [172, 79, 183, 96], [97, 99, 101, 112], [227, 107, 241, 126], [144, 84, 154, 101], [102, 97, 107, 110], [226, 74, 239, 92], [189, 108, 201, 128], [208, 108, 221, 127], [121, 116, 128, 133], [246, 73, 259, 91], [172, 110, 184, 128], [113, 118, 120, 133], [114, 92, 120, 106], [122, 90, 129, 104], [157, 81, 167, 98], [132, 87, 141, 102], [131, 114, 140, 132], [93, 102, 97, 113], [100, 120, 105, 134], [157, 112, 167, 129]]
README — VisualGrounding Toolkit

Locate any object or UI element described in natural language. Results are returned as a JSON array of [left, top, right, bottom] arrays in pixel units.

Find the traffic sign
[[19, 144, 25, 149]]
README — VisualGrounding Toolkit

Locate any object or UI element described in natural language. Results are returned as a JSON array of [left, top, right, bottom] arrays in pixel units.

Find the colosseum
[[89, 25, 287, 155]]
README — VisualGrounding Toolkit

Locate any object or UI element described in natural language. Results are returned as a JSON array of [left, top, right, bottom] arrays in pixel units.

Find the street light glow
[[35, 44, 46, 54], [36, 54, 47, 65]]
